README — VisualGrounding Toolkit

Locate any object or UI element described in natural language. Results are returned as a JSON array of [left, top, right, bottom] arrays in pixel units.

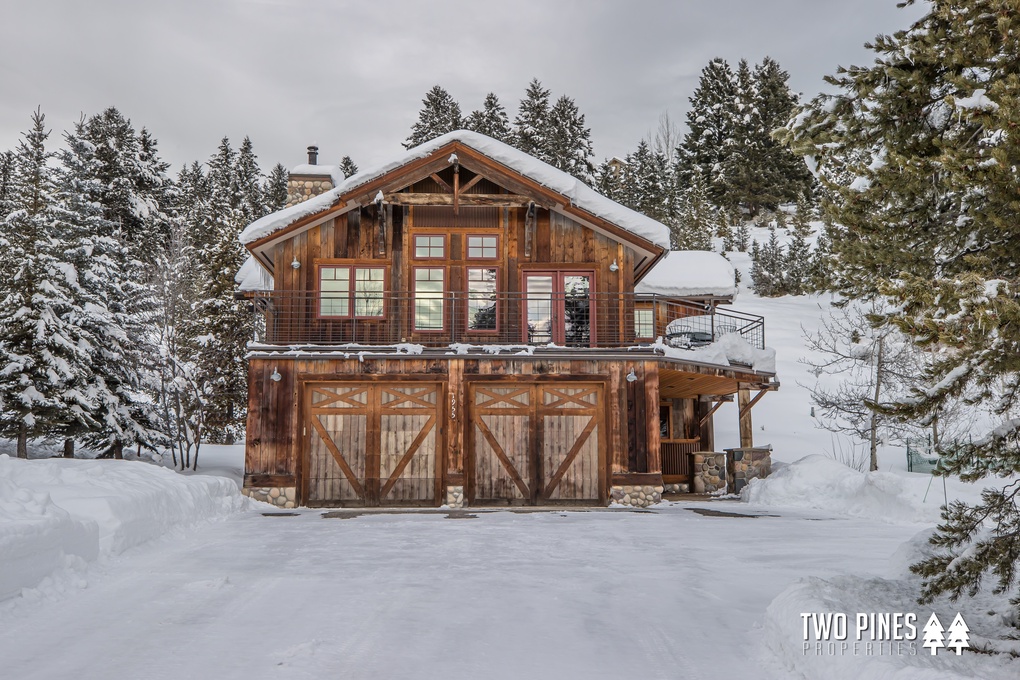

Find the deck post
[[737, 387, 753, 448]]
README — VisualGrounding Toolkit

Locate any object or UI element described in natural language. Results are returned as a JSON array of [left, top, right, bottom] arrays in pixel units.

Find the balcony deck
[[246, 291, 765, 353]]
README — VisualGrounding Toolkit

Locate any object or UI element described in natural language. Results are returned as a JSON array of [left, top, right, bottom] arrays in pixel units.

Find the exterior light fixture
[[270, 368, 282, 382], [609, 259, 619, 272], [626, 369, 637, 382], [291, 256, 300, 269]]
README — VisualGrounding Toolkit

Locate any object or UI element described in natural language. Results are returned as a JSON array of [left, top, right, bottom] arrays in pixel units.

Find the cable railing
[[246, 291, 765, 351]]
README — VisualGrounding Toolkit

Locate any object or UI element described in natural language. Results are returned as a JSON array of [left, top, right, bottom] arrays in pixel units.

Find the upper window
[[467, 267, 498, 332], [634, 307, 654, 339], [414, 234, 445, 259], [319, 265, 385, 318], [414, 267, 445, 331], [466, 235, 498, 259]]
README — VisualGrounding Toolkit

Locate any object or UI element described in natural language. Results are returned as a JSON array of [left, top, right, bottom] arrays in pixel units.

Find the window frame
[[465, 233, 500, 261], [412, 265, 448, 333], [412, 233, 448, 260], [465, 266, 500, 335], [634, 305, 655, 341], [315, 262, 389, 320]]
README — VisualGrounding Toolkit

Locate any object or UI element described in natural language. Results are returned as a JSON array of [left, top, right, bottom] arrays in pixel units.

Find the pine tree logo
[[946, 613, 970, 655], [922, 612, 945, 655]]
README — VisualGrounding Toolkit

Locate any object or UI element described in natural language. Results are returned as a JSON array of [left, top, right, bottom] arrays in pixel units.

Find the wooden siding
[[244, 356, 665, 505]]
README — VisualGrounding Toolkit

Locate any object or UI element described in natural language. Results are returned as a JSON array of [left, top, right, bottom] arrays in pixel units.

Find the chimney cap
[[307, 145, 319, 165]]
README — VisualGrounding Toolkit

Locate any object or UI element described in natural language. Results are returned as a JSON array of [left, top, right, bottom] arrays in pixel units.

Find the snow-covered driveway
[[0, 503, 917, 680]]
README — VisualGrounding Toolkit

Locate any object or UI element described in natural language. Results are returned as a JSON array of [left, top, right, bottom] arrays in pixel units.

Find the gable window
[[414, 267, 445, 331], [318, 265, 386, 318], [466, 267, 498, 332], [466, 234, 498, 259], [634, 307, 655, 340], [414, 234, 446, 259]]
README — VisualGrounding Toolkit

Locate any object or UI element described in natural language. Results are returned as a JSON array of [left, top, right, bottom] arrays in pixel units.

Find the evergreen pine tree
[[785, 0, 1020, 613], [546, 95, 596, 182], [783, 228, 811, 295], [514, 78, 552, 160], [265, 163, 288, 211], [338, 155, 359, 179], [675, 58, 737, 200], [749, 227, 786, 296], [733, 221, 751, 252], [0, 150, 15, 221], [670, 169, 715, 251], [233, 137, 265, 225], [593, 158, 625, 202], [465, 92, 512, 142], [404, 85, 463, 149], [0, 110, 93, 457], [791, 192, 815, 238]]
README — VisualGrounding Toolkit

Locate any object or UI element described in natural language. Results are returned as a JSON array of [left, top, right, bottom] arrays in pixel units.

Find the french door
[[523, 271, 594, 347]]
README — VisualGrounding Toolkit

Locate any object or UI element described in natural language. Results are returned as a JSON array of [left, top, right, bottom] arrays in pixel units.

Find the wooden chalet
[[236, 131, 777, 509]]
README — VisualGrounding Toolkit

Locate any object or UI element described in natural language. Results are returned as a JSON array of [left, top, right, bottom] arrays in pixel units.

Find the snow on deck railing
[[244, 291, 766, 352]]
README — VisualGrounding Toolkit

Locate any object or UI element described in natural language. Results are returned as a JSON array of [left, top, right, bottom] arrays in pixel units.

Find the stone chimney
[[286, 144, 336, 207]]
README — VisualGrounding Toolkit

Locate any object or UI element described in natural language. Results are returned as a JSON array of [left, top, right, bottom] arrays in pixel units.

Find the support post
[[737, 387, 753, 449]]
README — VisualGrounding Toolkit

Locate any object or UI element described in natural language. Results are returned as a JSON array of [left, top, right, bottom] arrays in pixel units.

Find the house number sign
[[450, 393, 457, 420]]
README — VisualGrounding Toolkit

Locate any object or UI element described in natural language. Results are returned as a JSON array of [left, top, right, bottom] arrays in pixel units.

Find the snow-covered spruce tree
[[546, 95, 596, 183], [751, 57, 813, 204], [465, 92, 512, 142], [0, 150, 15, 221], [784, 0, 1020, 613], [619, 140, 673, 224], [338, 155, 359, 179], [265, 163, 288, 211], [55, 120, 164, 459], [404, 85, 462, 149], [675, 57, 737, 201], [790, 192, 815, 239], [513, 78, 553, 160], [81, 108, 172, 264], [782, 226, 811, 296], [669, 168, 714, 251], [593, 158, 624, 202], [0, 110, 94, 457], [748, 226, 785, 296], [732, 221, 750, 252]]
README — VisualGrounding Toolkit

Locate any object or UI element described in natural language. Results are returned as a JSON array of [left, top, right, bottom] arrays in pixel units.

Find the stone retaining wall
[[610, 484, 663, 508], [728, 448, 772, 494], [243, 486, 296, 509], [693, 452, 727, 494], [445, 485, 465, 509]]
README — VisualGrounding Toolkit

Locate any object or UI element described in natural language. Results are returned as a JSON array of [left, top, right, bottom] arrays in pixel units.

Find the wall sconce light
[[291, 256, 300, 269], [609, 259, 619, 272], [626, 369, 637, 382], [270, 368, 282, 382]]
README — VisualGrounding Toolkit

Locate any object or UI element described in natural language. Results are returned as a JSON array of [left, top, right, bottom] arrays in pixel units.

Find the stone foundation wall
[[286, 177, 333, 207], [610, 485, 663, 508], [693, 452, 727, 494], [243, 486, 296, 509], [662, 482, 690, 494], [728, 448, 772, 494], [445, 485, 465, 509]]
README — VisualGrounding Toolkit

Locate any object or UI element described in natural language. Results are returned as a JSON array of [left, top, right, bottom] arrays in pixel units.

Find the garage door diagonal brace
[[379, 415, 436, 498], [311, 417, 365, 499], [475, 417, 531, 499], [543, 415, 598, 499]]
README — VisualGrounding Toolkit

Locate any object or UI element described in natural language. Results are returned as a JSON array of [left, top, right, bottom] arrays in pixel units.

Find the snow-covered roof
[[240, 130, 670, 249], [634, 251, 736, 298], [289, 163, 338, 180], [235, 255, 274, 292]]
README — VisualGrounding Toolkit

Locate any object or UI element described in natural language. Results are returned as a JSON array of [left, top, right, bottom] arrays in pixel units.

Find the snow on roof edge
[[240, 130, 670, 248], [235, 255, 274, 292], [634, 251, 737, 298]]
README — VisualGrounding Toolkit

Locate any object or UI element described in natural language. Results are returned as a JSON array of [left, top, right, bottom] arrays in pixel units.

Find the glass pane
[[635, 308, 654, 338], [414, 268, 444, 330], [320, 267, 350, 317], [526, 275, 553, 344], [467, 268, 497, 331], [467, 235, 498, 259], [354, 267, 384, 317], [414, 235, 444, 258], [562, 274, 591, 347]]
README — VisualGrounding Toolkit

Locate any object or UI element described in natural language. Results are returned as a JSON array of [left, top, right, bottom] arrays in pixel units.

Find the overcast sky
[[0, 0, 926, 174]]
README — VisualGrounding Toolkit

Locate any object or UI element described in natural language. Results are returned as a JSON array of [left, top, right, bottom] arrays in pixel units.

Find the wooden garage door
[[469, 382, 603, 504], [305, 382, 441, 506]]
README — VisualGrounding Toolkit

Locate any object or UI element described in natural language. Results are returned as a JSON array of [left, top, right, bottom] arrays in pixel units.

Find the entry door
[[524, 272, 594, 347], [304, 382, 440, 506], [468, 382, 603, 505]]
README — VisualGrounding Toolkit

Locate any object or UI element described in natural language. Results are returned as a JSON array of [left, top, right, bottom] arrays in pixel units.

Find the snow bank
[[0, 455, 246, 602], [239, 130, 670, 249], [635, 250, 737, 298], [741, 455, 938, 524]]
